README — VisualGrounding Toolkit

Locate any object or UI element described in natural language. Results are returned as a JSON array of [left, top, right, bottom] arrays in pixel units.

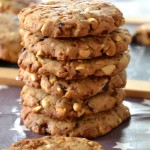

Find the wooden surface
[[126, 17, 150, 25], [125, 80, 150, 99], [0, 67, 150, 99], [0, 67, 23, 87]]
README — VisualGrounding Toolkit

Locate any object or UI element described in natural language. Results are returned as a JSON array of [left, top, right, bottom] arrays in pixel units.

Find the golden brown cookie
[[5, 136, 104, 150], [20, 28, 131, 60], [0, 0, 40, 14], [19, 68, 126, 99], [132, 24, 150, 46], [21, 85, 125, 120], [0, 13, 22, 63], [18, 0, 125, 37], [18, 50, 130, 80], [20, 104, 130, 138]]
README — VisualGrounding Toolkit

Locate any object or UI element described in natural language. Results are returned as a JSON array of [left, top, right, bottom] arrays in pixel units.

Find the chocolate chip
[[57, 22, 65, 28], [102, 82, 109, 92], [59, 84, 67, 93], [21, 47, 26, 53], [39, 36, 49, 41]]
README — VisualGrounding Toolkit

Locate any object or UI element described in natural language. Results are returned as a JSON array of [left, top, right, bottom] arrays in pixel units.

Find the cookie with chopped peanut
[[4, 136, 104, 150], [19, 68, 126, 99], [0, 0, 40, 14], [18, 50, 130, 80], [18, 0, 125, 37], [132, 24, 150, 46], [20, 28, 131, 60], [0, 13, 22, 63], [20, 104, 130, 138], [21, 85, 125, 120]]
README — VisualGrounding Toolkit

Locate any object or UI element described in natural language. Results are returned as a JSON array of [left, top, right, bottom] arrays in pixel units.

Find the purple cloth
[[0, 85, 150, 150]]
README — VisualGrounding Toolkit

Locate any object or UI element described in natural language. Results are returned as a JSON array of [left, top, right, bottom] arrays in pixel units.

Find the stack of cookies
[[18, 0, 131, 138]]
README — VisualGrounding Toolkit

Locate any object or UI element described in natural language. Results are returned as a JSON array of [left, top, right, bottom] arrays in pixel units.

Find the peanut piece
[[57, 86, 62, 92], [56, 108, 66, 114], [87, 18, 98, 29], [88, 141, 95, 146], [73, 103, 81, 112], [114, 35, 122, 42], [119, 54, 129, 68], [33, 106, 42, 113], [101, 65, 116, 75], [75, 64, 85, 70], [30, 74, 38, 81], [37, 50, 44, 56], [41, 99, 50, 108], [49, 75, 57, 84], [79, 49, 90, 58]]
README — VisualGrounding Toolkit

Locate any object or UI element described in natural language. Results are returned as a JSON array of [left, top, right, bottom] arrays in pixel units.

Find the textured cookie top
[[20, 28, 131, 60], [18, 0, 125, 37], [21, 85, 125, 120], [20, 104, 130, 138], [18, 50, 130, 79], [5, 136, 104, 150]]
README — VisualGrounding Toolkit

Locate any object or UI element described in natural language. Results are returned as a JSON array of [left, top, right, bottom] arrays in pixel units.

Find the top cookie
[[18, 0, 125, 37], [5, 136, 104, 150]]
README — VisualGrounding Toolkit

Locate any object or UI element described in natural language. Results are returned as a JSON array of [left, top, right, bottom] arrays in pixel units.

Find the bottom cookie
[[21, 104, 130, 139], [4, 136, 104, 150]]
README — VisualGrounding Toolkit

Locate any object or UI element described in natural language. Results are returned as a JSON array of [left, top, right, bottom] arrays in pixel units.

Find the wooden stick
[[125, 79, 150, 99], [125, 17, 150, 25], [0, 67, 23, 87], [0, 67, 150, 98]]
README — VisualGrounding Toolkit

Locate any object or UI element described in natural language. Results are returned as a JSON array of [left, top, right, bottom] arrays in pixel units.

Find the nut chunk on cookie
[[18, 0, 125, 37], [20, 104, 130, 138], [20, 28, 131, 60], [5, 136, 104, 150]]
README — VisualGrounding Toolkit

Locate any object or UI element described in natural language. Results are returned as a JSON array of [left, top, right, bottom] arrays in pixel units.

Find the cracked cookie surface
[[19, 68, 126, 99], [20, 28, 131, 60], [21, 85, 125, 120], [18, 50, 130, 80], [20, 104, 130, 138], [18, 0, 125, 37], [5, 136, 104, 150]]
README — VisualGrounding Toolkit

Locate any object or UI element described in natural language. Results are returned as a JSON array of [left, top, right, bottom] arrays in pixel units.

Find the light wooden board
[[0, 67, 23, 87], [126, 17, 150, 24], [0, 67, 150, 99]]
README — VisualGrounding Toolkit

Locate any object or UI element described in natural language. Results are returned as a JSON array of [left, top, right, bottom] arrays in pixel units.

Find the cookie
[[19, 68, 126, 99], [20, 28, 131, 60], [5, 136, 104, 150], [18, 0, 125, 37], [0, 0, 40, 14], [20, 104, 130, 138], [18, 50, 130, 80], [21, 85, 125, 120], [0, 13, 22, 63], [132, 24, 150, 46]]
